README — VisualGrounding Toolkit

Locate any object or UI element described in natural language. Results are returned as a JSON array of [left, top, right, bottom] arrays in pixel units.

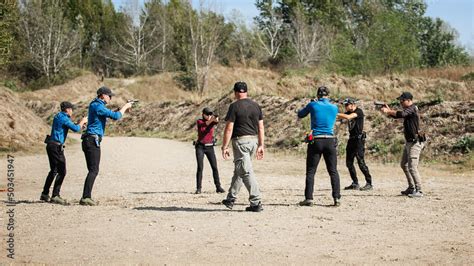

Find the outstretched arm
[[381, 106, 397, 118], [337, 113, 358, 120]]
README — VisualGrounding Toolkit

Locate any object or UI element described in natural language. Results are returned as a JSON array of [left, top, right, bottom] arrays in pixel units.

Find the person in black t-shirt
[[221, 81, 265, 212], [337, 98, 373, 191], [381, 92, 425, 198]]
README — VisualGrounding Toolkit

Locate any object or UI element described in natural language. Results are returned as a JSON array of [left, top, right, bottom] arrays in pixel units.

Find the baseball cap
[[233, 81, 248, 93], [397, 92, 413, 100], [97, 86, 115, 97], [343, 98, 356, 105], [60, 101, 75, 111], [317, 86, 330, 97], [202, 107, 213, 115]]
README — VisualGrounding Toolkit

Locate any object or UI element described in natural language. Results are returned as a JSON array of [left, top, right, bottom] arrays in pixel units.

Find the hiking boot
[[408, 190, 423, 198], [245, 203, 263, 212], [51, 196, 69, 205], [344, 183, 360, 190], [298, 199, 314, 207], [359, 184, 373, 191], [195, 189, 202, 194], [216, 186, 225, 193], [334, 198, 341, 207], [222, 198, 234, 209], [40, 193, 50, 202], [401, 187, 415, 196], [79, 198, 98, 206]]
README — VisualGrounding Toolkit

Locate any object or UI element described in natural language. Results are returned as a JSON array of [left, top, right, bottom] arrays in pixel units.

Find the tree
[[105, 0, 163, 74], [188, 1, 226, 94], [19, 0, 82, 82], [0, 0, 18, 68], [254, 0, 285, 60], [287, 2, 328, 66], [227, 9, 257, 66], [364, 11, 420, 74], [419, 17, 469, 67], [144, 0, 172, 72]]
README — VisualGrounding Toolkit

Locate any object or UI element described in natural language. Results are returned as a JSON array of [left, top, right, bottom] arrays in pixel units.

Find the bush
[[461, 72, 474, 81], [4, 80, 19, 91], [25, 68, 85, 91], [453, 136, 473, 154], [174, 72, 196, 91]]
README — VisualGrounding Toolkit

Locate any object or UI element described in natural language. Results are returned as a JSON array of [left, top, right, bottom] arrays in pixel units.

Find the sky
[[112, 0, 474, 53]]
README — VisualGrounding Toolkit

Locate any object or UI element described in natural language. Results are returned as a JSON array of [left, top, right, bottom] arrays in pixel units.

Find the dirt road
[[1, 136, 473, 264]]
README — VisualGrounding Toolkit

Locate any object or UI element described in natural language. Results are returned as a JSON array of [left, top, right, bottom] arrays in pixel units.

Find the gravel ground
[[0, 136, 473, 264]]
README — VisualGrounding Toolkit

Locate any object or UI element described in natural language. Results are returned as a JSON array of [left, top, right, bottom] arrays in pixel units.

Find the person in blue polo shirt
[[41, 101, 88, 205], [297, 86, 341, 207], [80, 87, 132, 206]]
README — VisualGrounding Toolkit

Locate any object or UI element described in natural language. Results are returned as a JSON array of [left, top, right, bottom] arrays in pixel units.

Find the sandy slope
[[0, 136, 472, 264]]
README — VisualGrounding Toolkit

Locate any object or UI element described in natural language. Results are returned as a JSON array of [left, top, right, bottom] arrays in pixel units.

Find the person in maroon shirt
[[194, 107, 225, 194]]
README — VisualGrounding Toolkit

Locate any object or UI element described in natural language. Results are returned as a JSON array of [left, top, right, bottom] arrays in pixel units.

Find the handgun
[[127, 100, 140, 106], [374, 101, 388, 109]]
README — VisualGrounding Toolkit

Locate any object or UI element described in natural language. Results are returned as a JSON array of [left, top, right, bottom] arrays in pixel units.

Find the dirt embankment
[[9, 69, 474, 165], [0, 86, 49, 152], [105, 95, 472, 163], [19, 74, 134, 123]]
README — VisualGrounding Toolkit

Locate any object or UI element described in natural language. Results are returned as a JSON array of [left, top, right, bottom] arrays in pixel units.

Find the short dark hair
[[60, 101, 74, 111], [317, 86, 329, 97]]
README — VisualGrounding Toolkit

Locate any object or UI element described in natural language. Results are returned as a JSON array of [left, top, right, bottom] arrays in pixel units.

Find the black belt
[[82, 134, 102, 141], [349, 132, 367, 139]]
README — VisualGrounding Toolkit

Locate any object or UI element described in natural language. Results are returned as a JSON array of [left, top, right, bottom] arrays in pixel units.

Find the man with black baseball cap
[[194, 107, 225, 194], [40, 101, 88, 205], [381, 91, 426, 198], [337, 98, 373, 191], [221, 81, 265, 212], [80, 87, 132, 206], [297, 86, 341, 207]]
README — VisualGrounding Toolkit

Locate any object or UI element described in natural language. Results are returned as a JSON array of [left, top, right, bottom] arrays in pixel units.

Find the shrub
[[452, 136, 473, 154], [461, 72, 474, 81]]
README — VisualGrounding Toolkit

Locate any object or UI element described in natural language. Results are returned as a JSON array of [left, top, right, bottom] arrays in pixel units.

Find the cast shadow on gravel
[[4, 200, 47, 205], [133, 206, 243, 212], [129, 191, 191, 195]]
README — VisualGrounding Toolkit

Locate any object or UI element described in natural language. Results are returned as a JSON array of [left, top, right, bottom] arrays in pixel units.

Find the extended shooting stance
[[337, 98, 373, 191], [194, 107, 225, 194], [380, 92, 426, 198], [80, 87, 132, 206]]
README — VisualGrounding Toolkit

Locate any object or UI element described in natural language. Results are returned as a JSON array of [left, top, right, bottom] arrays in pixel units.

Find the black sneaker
[[298, 199, 314, 206], [344, 183, 360, 190], [401, 187, 415, 196], [359, 184, 373, 191], [334, 198, 341, 207], [195, 189, 202, 194], [245, 203, 263, 212], [222, 199, 234, 209], [408, 190, 423, 198], [216, 187, 225, 193], [40, 193, 50, 202]]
